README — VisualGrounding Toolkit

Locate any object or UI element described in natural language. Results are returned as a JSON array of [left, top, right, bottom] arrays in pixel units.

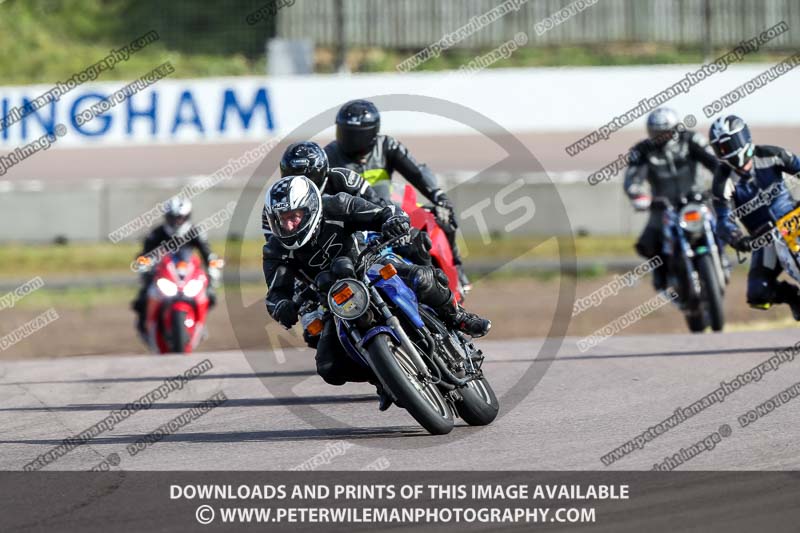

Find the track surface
[[2, 329, 800, 471]]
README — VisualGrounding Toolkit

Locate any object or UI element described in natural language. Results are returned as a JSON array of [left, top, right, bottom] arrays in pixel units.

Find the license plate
[[775, 206, 800, 252]]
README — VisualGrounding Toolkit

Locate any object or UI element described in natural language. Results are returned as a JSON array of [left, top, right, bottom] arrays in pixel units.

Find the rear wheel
[[456, 377, 499, 426], [170, 310, 190, 353], [366, 334, 454, 435], [697, 254, 725, 332]]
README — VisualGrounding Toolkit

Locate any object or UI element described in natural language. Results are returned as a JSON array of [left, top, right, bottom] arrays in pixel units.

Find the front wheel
[[366, 334, 454, 435], [697, 254, 725, 332], [456, 377, 499, 426], [169, 310, 190, 353]]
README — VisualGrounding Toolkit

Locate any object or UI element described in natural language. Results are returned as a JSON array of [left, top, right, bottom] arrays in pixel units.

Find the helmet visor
[[166, 213, 189, 229], [268, 207, 313, 239], [647, 125, 676, 146], [337, 124, 378, 158], [716, 134, 749, 159]]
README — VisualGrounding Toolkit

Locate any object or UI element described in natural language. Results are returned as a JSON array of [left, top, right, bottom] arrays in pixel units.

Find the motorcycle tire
[[365, 333, 454, 435], [697, 254, 725, 332], [170, 310, 190, 353], [456, 377, 499, 426]]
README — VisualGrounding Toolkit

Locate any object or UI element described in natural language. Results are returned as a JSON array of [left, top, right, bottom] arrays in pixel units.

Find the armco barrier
[[0, 174, 644, 242]]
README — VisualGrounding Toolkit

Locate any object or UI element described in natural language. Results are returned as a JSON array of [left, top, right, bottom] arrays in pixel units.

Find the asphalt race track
[[2, 329, 800, 472]]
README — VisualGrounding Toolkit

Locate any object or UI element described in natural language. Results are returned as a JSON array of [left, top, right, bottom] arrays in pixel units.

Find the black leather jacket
[[325, 134, 439, 202], [262, 193, 401, 318], [140, 224, 213, 268], [623, 130, 718, 206]]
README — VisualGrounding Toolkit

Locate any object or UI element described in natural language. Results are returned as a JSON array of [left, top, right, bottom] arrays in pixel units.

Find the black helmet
[[709, 115, 754, 170], [646, 107, 679, 146], [335, 99, 380, 158], [264, 176, 322, 250], [279, 142, 329, 186]]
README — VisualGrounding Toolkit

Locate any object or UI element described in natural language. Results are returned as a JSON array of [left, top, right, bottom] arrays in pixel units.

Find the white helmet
[[163, 197, 192, 238], [264, 175, 322, 250]]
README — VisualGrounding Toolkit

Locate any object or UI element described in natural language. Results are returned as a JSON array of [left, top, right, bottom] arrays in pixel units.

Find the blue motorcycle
[[306, 233, 498, 435]]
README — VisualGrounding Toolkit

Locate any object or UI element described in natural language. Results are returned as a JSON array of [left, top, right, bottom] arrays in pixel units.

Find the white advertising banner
[[1, 63, 798, 149]]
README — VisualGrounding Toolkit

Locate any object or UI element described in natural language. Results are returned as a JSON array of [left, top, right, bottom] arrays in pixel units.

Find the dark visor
[[717, 135, 748, 158]]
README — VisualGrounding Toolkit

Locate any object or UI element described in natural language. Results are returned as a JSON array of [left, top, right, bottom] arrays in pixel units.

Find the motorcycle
[[134, 248, 223, 353], [396, 184, 466, 303], [301, 233, 498, 435], [744, 203, 800, 304], [654, 194, 727, 332]]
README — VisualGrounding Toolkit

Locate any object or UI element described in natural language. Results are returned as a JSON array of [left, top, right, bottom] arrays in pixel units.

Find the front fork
[[367, 285, 432, 380], [704, 219, 727, 292]]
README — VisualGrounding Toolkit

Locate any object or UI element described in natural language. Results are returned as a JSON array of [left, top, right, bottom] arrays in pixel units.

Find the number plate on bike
[[776, 206, 800, 253]]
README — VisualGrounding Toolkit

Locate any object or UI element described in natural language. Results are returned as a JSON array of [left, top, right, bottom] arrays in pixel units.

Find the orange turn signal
[[332, 285, 354, 305], [682, 210, 701, 222], [136, 256, 151, 266], [379, 263, 397, 280], [306, 318, 323, 336]]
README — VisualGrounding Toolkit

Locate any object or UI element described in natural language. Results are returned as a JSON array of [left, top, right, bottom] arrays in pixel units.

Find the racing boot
[[369, 379, 394, 411], [376, 384, 393, 411], [131, 298, 147, 340], [652, 257, 668, 292], [437, 300, 491, 338], [775, 281, 800, 321]]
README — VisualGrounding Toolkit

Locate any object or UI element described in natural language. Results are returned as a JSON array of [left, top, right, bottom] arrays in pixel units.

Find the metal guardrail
[[0, 257, 648, 291], [278, 0, 800, 49]]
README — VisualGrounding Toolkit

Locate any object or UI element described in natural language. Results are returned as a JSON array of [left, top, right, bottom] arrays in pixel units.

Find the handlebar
[[651, 192, 709, 210], [354, 233, 411, 279]]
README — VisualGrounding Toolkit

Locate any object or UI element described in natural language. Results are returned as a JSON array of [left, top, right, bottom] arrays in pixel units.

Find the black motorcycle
[[657, 194, 727, 332]]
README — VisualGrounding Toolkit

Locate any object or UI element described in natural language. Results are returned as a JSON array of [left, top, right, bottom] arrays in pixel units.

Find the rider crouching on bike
[[324, 99, 472, 292], [624, 107, 721, 291], [709, 114, 800, 319], [266, 140, 424, 348], [262, 176, 490, 409]]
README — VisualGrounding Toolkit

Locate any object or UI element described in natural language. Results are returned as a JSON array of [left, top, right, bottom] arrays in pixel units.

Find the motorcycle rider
[[623, 107, 720, 291], [262, 175, 490, 409], [261, 141, 386, 238], [324, 99, 472, 292], [132, 197, 218, 336], [708, 114, 800, 318], [268, 140, 430, 348]]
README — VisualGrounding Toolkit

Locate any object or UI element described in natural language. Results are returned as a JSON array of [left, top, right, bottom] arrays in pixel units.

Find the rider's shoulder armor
[[327, 167, 364, 192], [753, 145, 794, 170], [321, 192, 355, 221]]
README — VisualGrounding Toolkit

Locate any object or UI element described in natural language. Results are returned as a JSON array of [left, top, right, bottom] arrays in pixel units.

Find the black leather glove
[[731, 235, 753, 253], [381, 215, 411, 240], [271, 299, 298, 329]]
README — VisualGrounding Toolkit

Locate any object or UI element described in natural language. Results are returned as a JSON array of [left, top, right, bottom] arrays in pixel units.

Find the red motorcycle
[[134, 249, 222, 354], [396, 185, 465, 303]]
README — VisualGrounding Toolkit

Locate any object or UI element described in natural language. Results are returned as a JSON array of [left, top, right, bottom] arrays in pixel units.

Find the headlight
[[183, 278, 205, 298], [679, 203, 706, 234], [156, 278, 178, 297], [327, 279, 370, 320]]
